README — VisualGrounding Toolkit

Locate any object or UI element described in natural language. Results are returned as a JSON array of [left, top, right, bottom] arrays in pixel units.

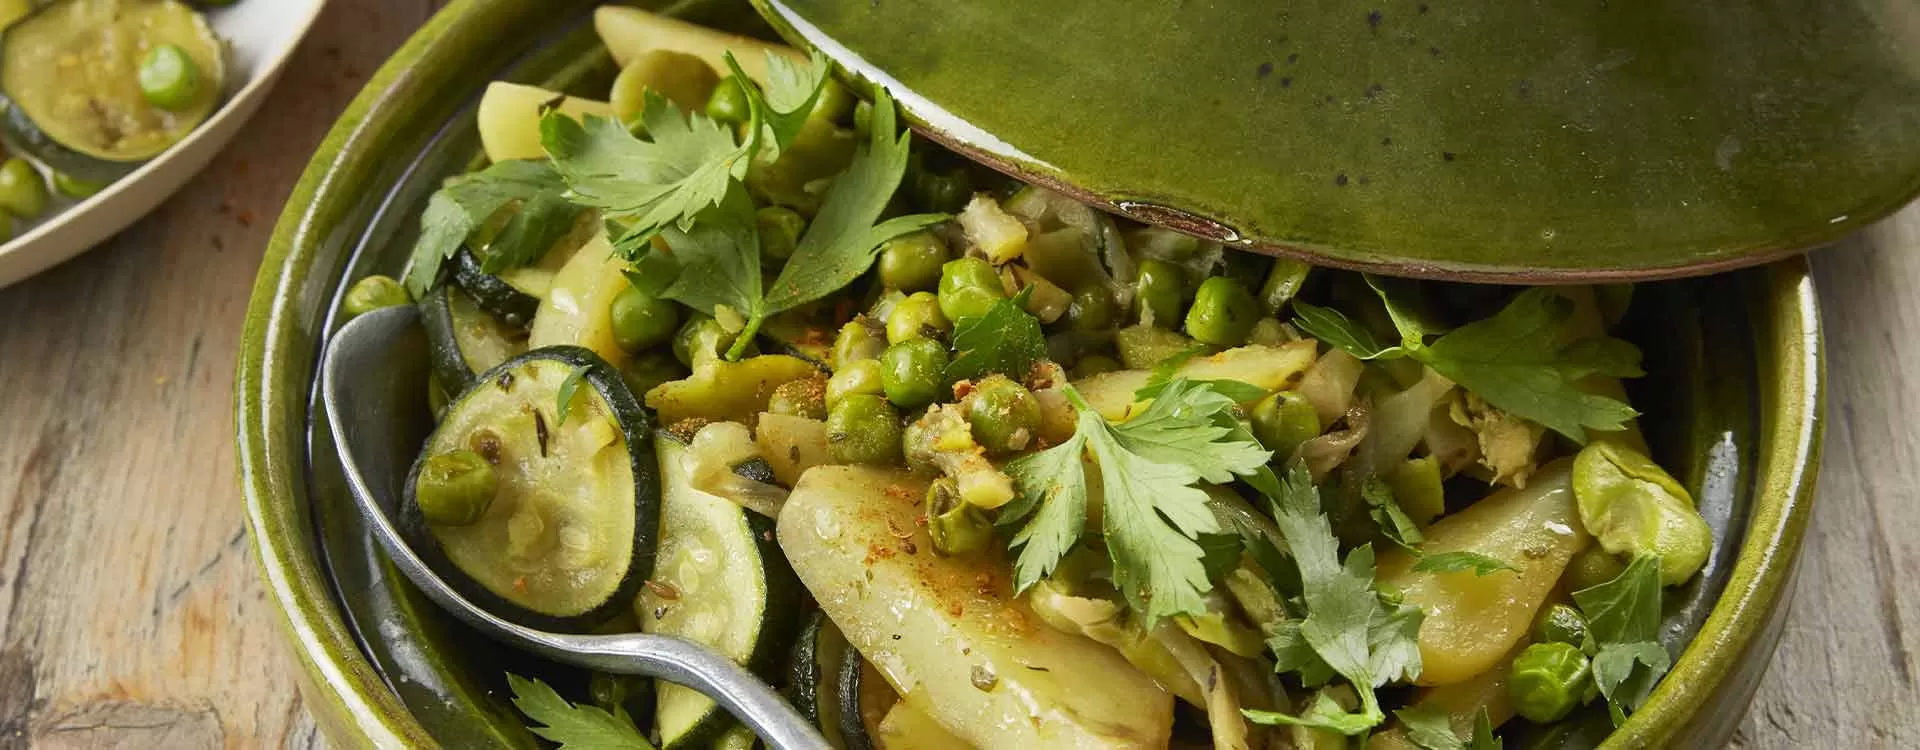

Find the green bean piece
[[757, 206, 807, 262], [1066, 286, 1117, 332], [51, 171, 105, 199], [342, 275, 409, 319], [926, 477, 994, 555], [622, 352, 688, 398], [138, 44, 202, 110], [1258, 258, 1313, 315], [937, 257, 1007, 323], [672, 316, 748, 368], [1133, 259, 1187, 327], [0, 158, 48, 218], [610, 286, 680, 353], [705, 75, 752, 125], [886, 292, 951, 344], [1185, 276, 1261, 346], [1385, 455, 1445, 525], [880, 338, 950, 409], [415, 449, 498, 526], [826, 394, 904, 465], [1532, 603, 1593, 651], [831, 317, 888, 370], [768, 377, 828, 420], [963, 374, 1042, 455], [1250, 390, 1320, 460], [877, 232, 950, 292], [826, 359, 885, 409], [1070, 354, 1121, 379], [1508, 642, 1594, 723]]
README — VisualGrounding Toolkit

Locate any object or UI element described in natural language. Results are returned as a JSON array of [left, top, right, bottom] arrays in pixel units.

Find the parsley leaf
[[1574, 553, 1670, 723], [1412, 551, 1519, 576], [554, 366, 590, 427], [729, 51, 830, 161], [541, 94, 748, 250], [1295, 288, 1642, 442], [946, 288, 1047, 382], [403, 160, 580, 298], [1245, 464, 1424, 735], [758, 88, 945, 315], [1362, 475, 1425, 550], [656, 185, 765, 330], [1395, 705, 1504, 750], [1003, 381, 1270, 621], [507, 673, 654, 750]]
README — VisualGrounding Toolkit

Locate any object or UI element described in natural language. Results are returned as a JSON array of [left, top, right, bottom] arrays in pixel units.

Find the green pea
[[886, 292, 951, 344], [911, 168, 973, 214], [342, 275, 409, 319], [937, 257, 1007, 322], [831, 317, 888, 370], [757, 206, 807, 263], [1185, 276, 1261, 346], [877, 232, 949, 292], [1070, 354, 1121, 379], [0, 158, 48, 218], [825, 358, 885, 409], [622, 352, 688, 398], [852, 100, 873, 139], [51, 171, 105, 199], [415, 449, 498, 525], [138, 44, 203, 110], [880, 338, 950, 409], [1508, 642, 1594, 724], [900, 414, 941, 475], [963, 374, 1042, 454], [1564, 547, 1628, 593], [926, 478, 994, 556], [1250, 390, 1320, 460], [672, 316, 749, 368], [1134, 259, 1187, 327], [610, 286, 680, 353], [1066, 286, 1117, 332], [826, 394, 904, 465], [705, 76, 752, 125], [768, 377, 828, 420], [1532, 603, 1593, 651]]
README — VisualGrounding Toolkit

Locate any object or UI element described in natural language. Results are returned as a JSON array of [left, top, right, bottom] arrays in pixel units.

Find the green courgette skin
[[785, 611, 829, 727], [835, 645, 878, 750], [400, 345, 659, 633], [0, 0, 224, 182], [451, 247, 541, 327]]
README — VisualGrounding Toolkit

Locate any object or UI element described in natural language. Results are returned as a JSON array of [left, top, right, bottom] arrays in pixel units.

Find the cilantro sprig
[[1573, 553, 1671, 724], [1244, 465, 1424, 735], [403, 160, 586, 298], [542, 54, 944, 360], [1002, 378, 1270, 622], [1295, 282, 1643, 442], [507, 673, 654, 749]]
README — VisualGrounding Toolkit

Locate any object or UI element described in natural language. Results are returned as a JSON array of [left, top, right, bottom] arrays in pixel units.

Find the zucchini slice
[[421, 284, 529, 394], [1, 0, 225, 180], [452, 211, 599, 327], [643, 434, 804, 749], [836, 649, 894, 750], [787, 611, 852, 749], [402, 347, 657, 631]]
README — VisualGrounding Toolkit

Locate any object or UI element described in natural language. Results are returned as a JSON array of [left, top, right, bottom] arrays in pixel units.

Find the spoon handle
[[521, 631, 830, 750]]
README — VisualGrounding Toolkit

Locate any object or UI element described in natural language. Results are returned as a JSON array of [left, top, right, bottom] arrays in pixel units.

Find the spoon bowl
[[320, 305, 828, 750]]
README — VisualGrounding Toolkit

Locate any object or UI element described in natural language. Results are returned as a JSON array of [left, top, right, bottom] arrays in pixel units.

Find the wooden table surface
[[0, 1, 1913, 748]]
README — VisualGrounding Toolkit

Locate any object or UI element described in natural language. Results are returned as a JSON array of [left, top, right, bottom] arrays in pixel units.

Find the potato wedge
[[476, 82, 613, 162], [1069, 340, 1319, 421], [1377, 461, 1590, 685], [595, 6, 803, 82], [778, 466, 1174, 749], [528, 234, 629, 369]]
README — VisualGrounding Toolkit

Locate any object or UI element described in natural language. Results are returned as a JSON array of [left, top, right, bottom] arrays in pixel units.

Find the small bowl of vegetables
[[0, 0, 324, 288], [237, 1, 1823, 748]]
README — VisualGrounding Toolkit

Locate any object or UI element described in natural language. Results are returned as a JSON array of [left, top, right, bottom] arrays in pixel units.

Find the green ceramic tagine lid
[[752, 0, 1920, 282]]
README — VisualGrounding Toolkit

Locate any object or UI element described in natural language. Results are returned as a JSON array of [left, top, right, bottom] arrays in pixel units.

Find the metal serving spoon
[[322, 305, 828, 750]]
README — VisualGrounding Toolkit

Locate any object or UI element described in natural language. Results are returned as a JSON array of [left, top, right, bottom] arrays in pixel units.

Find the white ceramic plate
[[0, 0, 326, 288]]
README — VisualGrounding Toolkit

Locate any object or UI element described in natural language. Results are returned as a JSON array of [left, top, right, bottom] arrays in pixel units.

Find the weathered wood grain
[[0, 1, 439, 748], [1730, 201, 1920, 749], [0, 1, 1913, 747]]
